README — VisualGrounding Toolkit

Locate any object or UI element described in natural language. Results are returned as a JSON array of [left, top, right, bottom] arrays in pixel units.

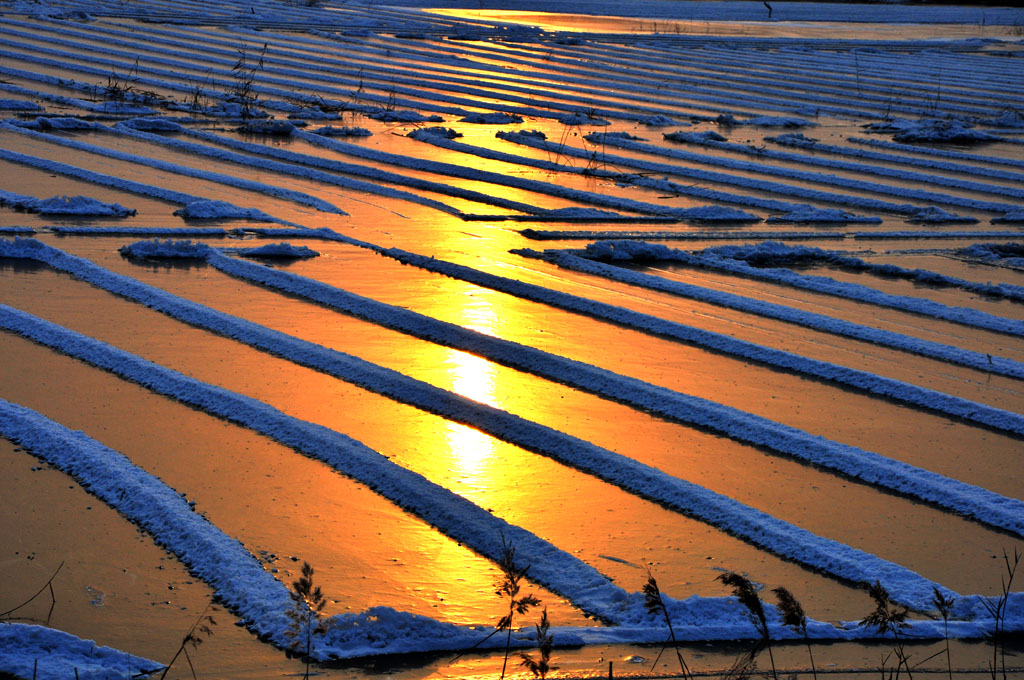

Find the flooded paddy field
[[0, 0, 1022, 678]]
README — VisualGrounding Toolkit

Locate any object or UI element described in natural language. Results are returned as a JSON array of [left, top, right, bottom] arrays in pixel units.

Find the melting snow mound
[[908, 206, 978, 224], [766, 205, 881, 224], [871, 119, 1003, 144], [641, 115, 682, 127], [173, 200, 274, 222], [121, 117, 184, 132], [119, 239, 214, 259], [956, 242, 1024, 267], [415, 126, 462, 139], [0, 623, 160, 680], [459, 112, 524, 124], [558, 112, 610, 126], [310, 125, 372, 137], [370, 110, 443, 123], [234, 243, 320, 259], [32, 195, 136, 217], [677, 206, 760, 222]]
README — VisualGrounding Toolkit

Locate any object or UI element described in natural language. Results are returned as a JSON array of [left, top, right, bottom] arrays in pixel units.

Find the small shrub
[[285, 561, 330, 680]]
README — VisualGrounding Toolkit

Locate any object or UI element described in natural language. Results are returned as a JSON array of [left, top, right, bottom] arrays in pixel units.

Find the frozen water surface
[[1, 0, 1023, 677]]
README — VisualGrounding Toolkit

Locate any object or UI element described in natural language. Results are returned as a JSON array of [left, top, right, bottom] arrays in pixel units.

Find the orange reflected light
[[442, 295, 502, 482]]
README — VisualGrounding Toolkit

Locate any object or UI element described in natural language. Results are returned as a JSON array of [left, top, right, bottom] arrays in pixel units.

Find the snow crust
[[765, 205, 881, 224], [578, 240, 1024, 338], [0, 191, 135, 216], [309, 125, 372, 137], [866, 119, 1003, 144], [0, 622, 159, 679], [459, 111, 523, 124]]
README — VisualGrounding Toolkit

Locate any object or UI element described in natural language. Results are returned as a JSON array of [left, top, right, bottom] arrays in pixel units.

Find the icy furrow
[[0, 240, 973, 612], [0, 122, 347, 215], [521, 248, 1024, 378], [576, 133, 1020, 215], [581, 241, 1024, 338], [0, 304, 631, 628], [666, 131, 1024, 202], [0, 147, 289, 225]]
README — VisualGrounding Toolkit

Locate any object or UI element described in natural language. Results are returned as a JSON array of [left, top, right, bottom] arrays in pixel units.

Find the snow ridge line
[[850, 136, 1024, 171], [298, 128, 767, 218], [0, 238, 973, 609], [0, 147, 290, 226], [574, 132, 1020, 215], [115, 123, 534, 217], [0, 122, 348, 215], [667, 131, 1024, 202], [522, 249, 1024, 379], [409, 130, 803, 214], [374, 244, 1024, 441], [765, 134, 1024, 185], [0, 304, 631, 627], [572, 40, 1017, 111], [717, 243, 1024, 303], [599, 243, 1024, 339]]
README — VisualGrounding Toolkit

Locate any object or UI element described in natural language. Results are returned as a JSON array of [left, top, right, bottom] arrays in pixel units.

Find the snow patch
[[369, 109, 443, 123], [558, 112, 610, 126], [415, 126, 462, 139], [232, 243, 320, 259], [908, 206, 979, 224], [0, 623, 159, 680], [173, 200, 276, 221], [957, 242, 1024, 268], [92, 101, 157, 115], [0, 192, 136, 217], [118, 239, 214, 260], [766, 205, 881, 224], [122, 117, 184, 132], [459, 112, 523, 124], [238, 120, 298, 135], [310, 125, 372, 137], [868, 119, 1002, 144], [678, 206, 760, 222], [984, 109, 1024, 129], [641, 115, 681, 127], [664, 130, 727, 143]]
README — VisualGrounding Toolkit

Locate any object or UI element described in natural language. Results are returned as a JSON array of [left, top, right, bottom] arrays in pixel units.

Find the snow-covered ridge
[[7, 236, 993, 609], [573, 240, 1024, 338], [520, 247, 1024, 378], [0, 620, 159, 679]]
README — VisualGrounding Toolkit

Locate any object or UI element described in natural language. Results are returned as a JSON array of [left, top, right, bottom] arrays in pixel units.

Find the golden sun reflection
[[441, 296, 504, 482]]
